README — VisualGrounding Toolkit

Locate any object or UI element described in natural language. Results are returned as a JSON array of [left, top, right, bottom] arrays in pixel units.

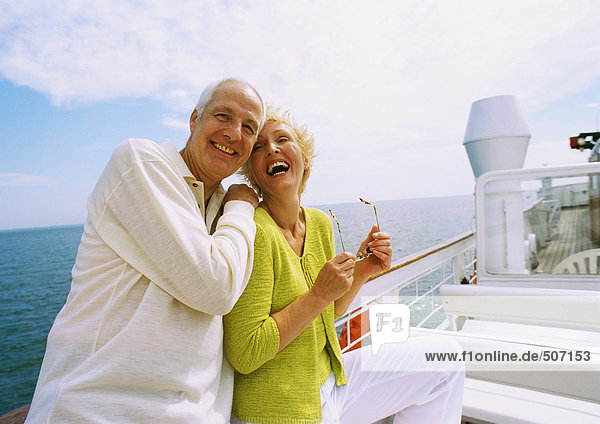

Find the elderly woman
[[223, 107, 464, 424]]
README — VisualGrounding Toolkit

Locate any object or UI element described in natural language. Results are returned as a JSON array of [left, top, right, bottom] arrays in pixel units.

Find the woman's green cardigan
[[223, 207, 347, 424]]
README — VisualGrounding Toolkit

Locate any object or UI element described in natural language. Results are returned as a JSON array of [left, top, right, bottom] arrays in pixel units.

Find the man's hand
[[224, 184, 259, 208]]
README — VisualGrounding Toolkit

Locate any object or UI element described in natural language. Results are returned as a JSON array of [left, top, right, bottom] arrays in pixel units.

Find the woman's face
[[250, 121, 306, 198]]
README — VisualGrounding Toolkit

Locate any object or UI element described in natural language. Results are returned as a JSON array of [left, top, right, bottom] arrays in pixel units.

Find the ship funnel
[[463, 95, 530, 178], [464, 96, 531, 275]]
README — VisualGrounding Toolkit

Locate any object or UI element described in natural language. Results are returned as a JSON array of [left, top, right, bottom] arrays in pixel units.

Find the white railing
[[335, 232, 476, 353]]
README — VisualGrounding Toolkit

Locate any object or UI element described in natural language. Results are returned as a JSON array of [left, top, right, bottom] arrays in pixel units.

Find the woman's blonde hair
[[239, 105, 315, 196]]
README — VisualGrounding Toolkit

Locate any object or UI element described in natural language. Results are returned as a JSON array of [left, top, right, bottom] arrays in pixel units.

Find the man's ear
[[190, 109, 199, 133]]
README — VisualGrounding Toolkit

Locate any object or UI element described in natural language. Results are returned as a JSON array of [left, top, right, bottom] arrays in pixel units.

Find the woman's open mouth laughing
[[267, 161, 290, 176]]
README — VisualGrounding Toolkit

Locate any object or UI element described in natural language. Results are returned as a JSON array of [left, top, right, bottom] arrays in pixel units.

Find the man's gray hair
[[195, 78, 266, 130]]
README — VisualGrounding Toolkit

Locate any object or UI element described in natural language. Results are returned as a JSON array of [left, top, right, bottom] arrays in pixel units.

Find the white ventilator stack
[[463, 95, 531, 274]]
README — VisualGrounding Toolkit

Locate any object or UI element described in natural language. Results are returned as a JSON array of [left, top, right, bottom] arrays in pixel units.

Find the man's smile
[[212, 142, 236, 155]]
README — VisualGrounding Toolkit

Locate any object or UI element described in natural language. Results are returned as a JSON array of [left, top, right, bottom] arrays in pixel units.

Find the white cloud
[[1, 0, 599, 203], [2, 1, 598, 109], [0, 172, 52, 186], [162, 117, 189, 130]]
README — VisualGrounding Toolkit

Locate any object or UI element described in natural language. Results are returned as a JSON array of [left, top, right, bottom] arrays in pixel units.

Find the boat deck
[[535, 205, 599, 272]]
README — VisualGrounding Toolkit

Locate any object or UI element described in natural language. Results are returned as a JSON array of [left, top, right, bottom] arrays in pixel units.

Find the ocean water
[[0, 195, 474, 415], [313, 196, 475, 260], [0, 225, 83, 415]]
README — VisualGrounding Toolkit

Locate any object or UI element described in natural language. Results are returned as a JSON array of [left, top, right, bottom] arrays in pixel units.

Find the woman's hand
[[271, 252, 356, 352], [355, 225, 392, 282], [311, 252, 356, 305], [332, 230, 390, 316]]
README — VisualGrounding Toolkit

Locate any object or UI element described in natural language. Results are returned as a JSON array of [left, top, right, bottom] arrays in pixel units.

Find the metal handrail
[[335, 232, 476, 352]]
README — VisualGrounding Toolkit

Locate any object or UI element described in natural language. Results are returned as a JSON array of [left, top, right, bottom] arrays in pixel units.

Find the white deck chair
[[552, 248, 600, 274]]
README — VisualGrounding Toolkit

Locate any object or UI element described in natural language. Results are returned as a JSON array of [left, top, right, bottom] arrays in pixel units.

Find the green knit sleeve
[[223, 224, 280, 374]]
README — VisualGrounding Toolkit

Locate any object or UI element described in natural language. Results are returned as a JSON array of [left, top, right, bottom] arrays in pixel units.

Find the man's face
[[187, 82, 262, 186]]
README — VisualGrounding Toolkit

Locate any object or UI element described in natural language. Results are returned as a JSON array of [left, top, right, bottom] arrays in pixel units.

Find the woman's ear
[[247, 169, 262, 197], [248, 173, 258, 190]]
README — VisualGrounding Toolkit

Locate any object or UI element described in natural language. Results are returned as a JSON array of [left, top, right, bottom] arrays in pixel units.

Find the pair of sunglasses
[[329, 198, 380, 260]]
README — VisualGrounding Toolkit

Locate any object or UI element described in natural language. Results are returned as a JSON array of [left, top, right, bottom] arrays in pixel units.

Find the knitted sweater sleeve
[[223, 224, 280, 374]]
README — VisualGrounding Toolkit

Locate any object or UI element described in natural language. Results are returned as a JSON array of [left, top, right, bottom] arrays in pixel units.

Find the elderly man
[[25, 78, 265, 423]]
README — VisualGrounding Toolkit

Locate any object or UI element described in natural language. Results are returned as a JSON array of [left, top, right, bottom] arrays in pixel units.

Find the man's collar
[[161, 140, 226, 226], [161, 140, 225, 196], [161, 140, 195, 182]]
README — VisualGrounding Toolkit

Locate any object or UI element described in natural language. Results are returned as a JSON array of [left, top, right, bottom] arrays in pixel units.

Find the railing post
[[453, 252, 466, 285], [346, 320, 350, 347]]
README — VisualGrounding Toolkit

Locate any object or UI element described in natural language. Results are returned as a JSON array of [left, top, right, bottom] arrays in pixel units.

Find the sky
[[1, 0, 599, 230]]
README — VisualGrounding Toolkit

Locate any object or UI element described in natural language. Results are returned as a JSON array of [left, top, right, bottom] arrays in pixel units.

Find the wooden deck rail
[[0, 405, 29, 424]]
